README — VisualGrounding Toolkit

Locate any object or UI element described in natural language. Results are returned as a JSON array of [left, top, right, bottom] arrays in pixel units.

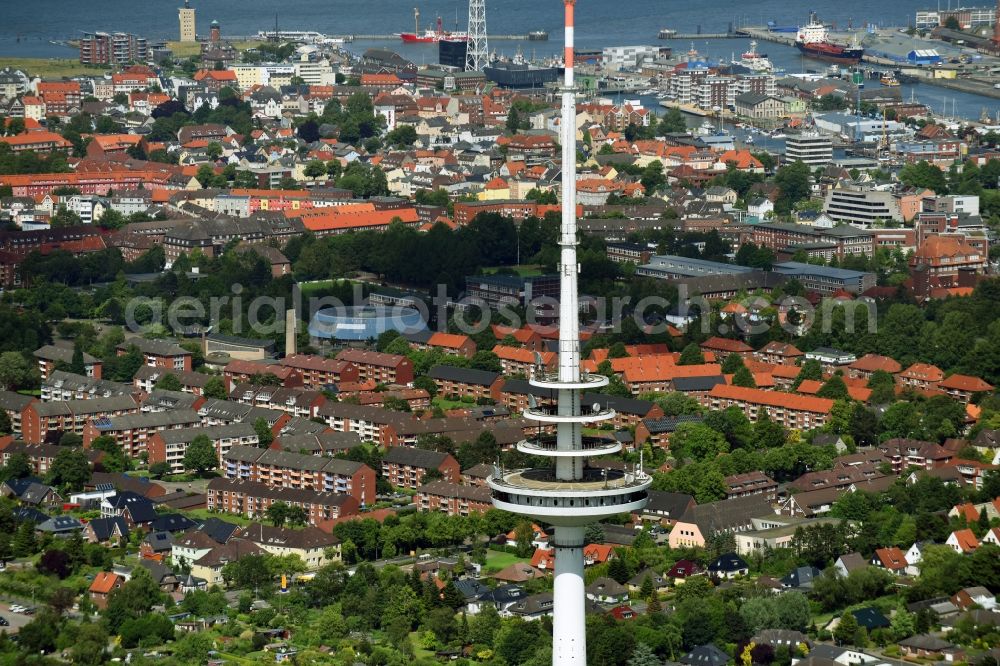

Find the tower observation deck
[[486, 2, 650, 664]]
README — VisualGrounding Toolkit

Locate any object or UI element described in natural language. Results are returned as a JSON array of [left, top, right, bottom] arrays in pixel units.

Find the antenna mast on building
[[465, 0, 489, 71]]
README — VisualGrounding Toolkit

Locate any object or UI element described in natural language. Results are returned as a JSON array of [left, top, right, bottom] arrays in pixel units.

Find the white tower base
[[552, 525, 586, 664]]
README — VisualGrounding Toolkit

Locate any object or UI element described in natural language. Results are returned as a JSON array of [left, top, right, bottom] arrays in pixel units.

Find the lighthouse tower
[[487, 2, 651, 664]]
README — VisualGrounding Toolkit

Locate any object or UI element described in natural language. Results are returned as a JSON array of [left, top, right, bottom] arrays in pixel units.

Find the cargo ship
[[400, 11, 467, 43], [795, 12, 863, 64]]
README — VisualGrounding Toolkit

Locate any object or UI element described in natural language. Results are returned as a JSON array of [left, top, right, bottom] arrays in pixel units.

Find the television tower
[[487, 2, 650, 664], [465, 0, 488, 71]]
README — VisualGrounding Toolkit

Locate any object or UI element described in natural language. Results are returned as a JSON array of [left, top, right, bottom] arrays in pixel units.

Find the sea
[[1, 0, 996, 119]]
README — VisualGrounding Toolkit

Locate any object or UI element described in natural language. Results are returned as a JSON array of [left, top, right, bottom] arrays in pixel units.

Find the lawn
[[484, 549, 529, 573], [166, 39, 266, 59], [432, 396, 475, 411], [182, 508, 256, 527], [483, 265, 544, 277], [0, 58, 110, 79]]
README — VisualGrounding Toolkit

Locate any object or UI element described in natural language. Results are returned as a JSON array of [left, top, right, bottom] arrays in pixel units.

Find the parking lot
[[0, 601, 37, 634]]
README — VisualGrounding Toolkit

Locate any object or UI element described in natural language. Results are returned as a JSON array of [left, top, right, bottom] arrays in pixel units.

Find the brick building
[[206, 477, 360, 525], [334, 349, 414, 385], [381, 446, 460, 489]]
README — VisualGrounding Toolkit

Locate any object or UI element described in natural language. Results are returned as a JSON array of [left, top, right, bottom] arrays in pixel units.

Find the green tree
[[732, 365, 756, 388], [834, 612, 861, 646], [254, 416, 274, 447], [267, 501, 290, 528], [506, 107, 521, 134], [0, 351, 32, 390], [183, 434, 217, 476], [677, 343, 705, 365], [670, 422, 729, 462], [817, 375, 849, 400], [46, 447, 91, 491], [203, 375, 228, 400], [659, 108, 687, 134], [69, 340, 86, 375], [774, 161, 812, 214], [155, 373, 183, 391]]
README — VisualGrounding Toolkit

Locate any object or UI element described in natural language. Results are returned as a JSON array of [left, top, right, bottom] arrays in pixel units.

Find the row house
[[492, 345, 556, 377], [278, 354, 360, 388], [426, 366, 503, 402], [42, 371, 133, 402], [117, 338, 192, 372], [754, 342, 803, 367], [938, 374, 993, 403], [334, 349, 414, 385], [622, 363, 723, 395], [0, 441, 102, 476], [197, 398, 291, 432], [723, 471, 778, 501], [33, 344, 102, 380], [222, 445, 376, 505], [787, 462, 886, 493], [230, 383, 326, 419], [147, 422, 259, 475], [132, 366, 212, 395], [847, 354, 902, 380], [748, 222, 875, 259], [223, 359, 304, 392], [414, 480, 494, 517], [0, 391, 35, 437], [315, 402, 411, 445], [382, 446, 460, 490], [350, 388, 431, 411], [700, 337, 753, 361], [878, 438, 953, 473], [22, 395, 139, 444], [701, 385, 834, 430], [404, 331, 477, 359], [897, 363, 945, 391], [82, 409, 202, 459], [206, 477, 360, 526]]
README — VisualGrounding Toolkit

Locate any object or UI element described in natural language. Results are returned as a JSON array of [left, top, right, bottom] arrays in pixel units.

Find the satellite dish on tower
[[592, 402, 601, 414], [528, 395, 538, 409], [533, 351, 544, 367]]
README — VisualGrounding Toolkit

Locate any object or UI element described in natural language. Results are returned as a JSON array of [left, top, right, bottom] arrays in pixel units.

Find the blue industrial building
[[308, 305, 427, 342]]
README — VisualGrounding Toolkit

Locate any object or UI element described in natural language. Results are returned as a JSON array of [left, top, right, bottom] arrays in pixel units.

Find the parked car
[[0, 617, 8, 626]]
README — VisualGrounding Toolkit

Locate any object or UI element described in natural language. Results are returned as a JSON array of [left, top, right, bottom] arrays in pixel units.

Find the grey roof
[[382, 446, 451, 469], [117, 338, 188, 357], [158, 422, 257, 445], [642, 415, 705, 434], [427, 365, 501, 386], [417, 480, 492, 503], [37, 515, 84, 533], [33, 344, 98, 364], [681, 644, 729, 666], [672, 376, 727, 392], [642, 490, 695, 518], [150, 513, 197, 533], [92, 409, 201, 431], [0, 390, 35, 411], [141, 390, 202, 411], [86, 516, 129, 541], [32, 395, 138, 417], [851, 607, 890, 630], [781, 566, 822, 588], [142, 531, 176, 552], [708, 553, 749, 573], [679, 495, 773, 534], [899, 635, 954, 651]]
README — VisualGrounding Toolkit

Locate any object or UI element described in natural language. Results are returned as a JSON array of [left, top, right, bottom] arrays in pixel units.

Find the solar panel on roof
[[96, 483, 114, 492]]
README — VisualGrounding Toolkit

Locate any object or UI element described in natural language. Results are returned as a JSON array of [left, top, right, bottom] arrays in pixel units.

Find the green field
[[0, 58, 110, 79], [166, 39, 266, 58], [484, 549, 529, 573]]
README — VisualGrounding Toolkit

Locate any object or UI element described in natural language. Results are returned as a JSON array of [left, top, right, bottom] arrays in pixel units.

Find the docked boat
[[880, 73, 900, 87], [795, 12, 863, 64], [736, 40, 773, 72], [400, 13, 467, 43]]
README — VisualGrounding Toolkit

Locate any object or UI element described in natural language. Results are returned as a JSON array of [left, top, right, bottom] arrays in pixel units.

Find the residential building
[[147, 423, 259, 475], [221, 445, 376, 505], [82, 410, 202, 459], [667, 495, 774, 549], [381, 446, 460, 489], [205, 477, 360, 526], [414, 481, 493, 516], [702, 384, 834, 429], [333, 350, 414, 385], [785, 133, 833, 166]]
